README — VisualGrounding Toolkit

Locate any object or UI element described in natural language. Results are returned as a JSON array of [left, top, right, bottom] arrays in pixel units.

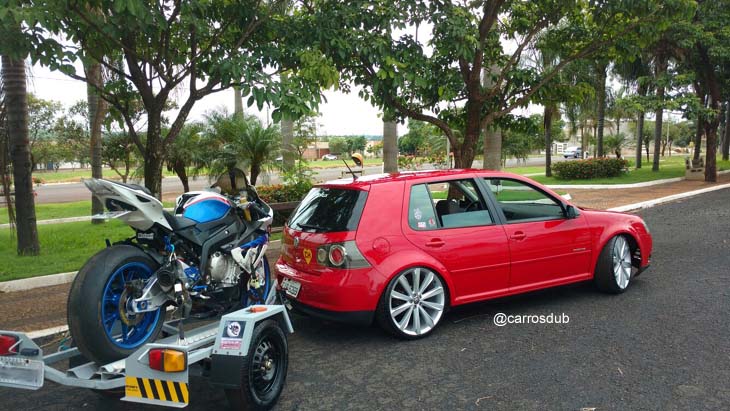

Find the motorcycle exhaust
[[156, 263, 177, 291]]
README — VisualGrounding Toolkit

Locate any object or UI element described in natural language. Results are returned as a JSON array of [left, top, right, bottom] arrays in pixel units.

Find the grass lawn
[[0, 219, 134, 281], [0, 220, 283, 281], [0, 200, 176, 224], [32, 167, 190, 184], [307, 158, 382, 169], [530, 156, 730, 185]]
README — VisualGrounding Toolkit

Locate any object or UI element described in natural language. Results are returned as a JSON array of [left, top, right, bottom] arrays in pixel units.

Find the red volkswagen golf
[[276, 170, 652, 339]]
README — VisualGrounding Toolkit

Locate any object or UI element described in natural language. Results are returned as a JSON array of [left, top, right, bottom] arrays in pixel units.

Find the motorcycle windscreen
[[183, 197, 232, 223]]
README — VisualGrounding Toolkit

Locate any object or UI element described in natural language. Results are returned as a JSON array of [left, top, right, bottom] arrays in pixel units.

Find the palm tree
[[202, 112, 280, 186], [2, 28, 40, 255], [613, 54, 652, 168], [167, 123, 204, 192]]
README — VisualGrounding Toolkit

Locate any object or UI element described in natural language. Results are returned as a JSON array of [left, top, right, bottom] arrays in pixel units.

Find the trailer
[[0, 298, 293, 410]]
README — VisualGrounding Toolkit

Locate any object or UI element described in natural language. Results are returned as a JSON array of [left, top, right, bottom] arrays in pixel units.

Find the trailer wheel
[[225, 319, 288, 411]]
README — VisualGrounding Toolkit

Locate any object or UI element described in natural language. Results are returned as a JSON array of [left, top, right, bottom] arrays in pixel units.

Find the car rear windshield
[[288, 187, 368, 232]]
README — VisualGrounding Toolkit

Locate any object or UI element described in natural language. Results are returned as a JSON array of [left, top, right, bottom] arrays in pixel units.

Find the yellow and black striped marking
[[125, 376, 189, 405]]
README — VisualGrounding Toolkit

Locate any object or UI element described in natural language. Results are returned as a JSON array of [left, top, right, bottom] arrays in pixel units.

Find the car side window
[[484, 178, 564, 223], [409, 179, 493, 230]]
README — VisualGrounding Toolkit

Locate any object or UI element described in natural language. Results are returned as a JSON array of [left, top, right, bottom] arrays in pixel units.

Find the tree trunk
[[596, 63, 607, 157], [250, 163, 261, 186], [233, 87, 243, 116], [482, 127, 501, 170], [722, 101, 730, 161], [86, 62, 106, 222], [544, 105, 553, 177], [652, 55, 667, 172], [693, 115, 703, 162], [172, 159, 189, 192], [383, 116, 398, 173], [2, 53, 40, 255], [281, 115, 295, 170], [144, 114, 164, 198], [705, 126, 718, 182], [635, 112, 644, 168]]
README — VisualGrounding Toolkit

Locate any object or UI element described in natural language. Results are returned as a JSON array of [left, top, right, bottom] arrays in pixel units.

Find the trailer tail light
[[0, 334, 19, 356], [148, 349, 187, 373]]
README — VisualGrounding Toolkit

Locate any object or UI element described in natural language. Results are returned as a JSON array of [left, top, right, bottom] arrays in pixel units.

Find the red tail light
[[148, 348, 187, 372], [0, 334, 19, 356], [316, 241, 371, 269], [328, 245, 346, 267]]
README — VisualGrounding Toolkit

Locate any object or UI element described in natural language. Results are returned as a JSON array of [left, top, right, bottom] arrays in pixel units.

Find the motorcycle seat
[[164, 211, 197, 231], [115, 181, 154, 197]]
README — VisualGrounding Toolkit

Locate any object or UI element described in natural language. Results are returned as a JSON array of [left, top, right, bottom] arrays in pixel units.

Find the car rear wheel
[[376, 267, 447, 339], [595, 235, 634, 293]]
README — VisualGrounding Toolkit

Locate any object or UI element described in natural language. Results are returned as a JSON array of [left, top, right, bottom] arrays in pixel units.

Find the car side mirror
[[565, 204, 580, 219]]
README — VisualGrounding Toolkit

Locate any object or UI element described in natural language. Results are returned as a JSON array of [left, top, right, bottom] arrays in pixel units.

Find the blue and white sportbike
[[69, 169, 274, 364]]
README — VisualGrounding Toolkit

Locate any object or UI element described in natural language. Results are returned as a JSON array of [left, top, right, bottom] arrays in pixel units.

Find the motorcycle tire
[[68, 244, 165, 365]]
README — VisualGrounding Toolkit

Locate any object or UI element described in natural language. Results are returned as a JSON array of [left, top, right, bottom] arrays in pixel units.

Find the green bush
[[256, 181, 312, 204], [552, 158, 629, 180]]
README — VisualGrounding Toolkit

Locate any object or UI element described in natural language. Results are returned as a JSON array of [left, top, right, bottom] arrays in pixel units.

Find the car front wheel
[[594, 235, 634, 293], [376, 267, 447, 339]]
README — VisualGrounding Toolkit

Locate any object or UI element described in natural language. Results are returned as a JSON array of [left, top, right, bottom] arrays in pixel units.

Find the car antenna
[[343, 153, 364, 181], [342, 159, 358, 181]]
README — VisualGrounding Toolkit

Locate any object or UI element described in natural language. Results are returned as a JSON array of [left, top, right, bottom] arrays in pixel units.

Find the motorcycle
[[68, 169, 274, 364]]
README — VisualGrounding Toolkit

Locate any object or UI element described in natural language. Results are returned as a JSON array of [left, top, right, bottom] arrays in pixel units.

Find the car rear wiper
[[296, 223, 329, 232]]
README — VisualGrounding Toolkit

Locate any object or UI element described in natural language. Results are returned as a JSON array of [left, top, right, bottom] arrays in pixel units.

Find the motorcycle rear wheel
[[68, 245, 165, 365]]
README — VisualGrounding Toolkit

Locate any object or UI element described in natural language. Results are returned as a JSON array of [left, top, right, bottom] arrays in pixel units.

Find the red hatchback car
[[276, 170, 652, 339]]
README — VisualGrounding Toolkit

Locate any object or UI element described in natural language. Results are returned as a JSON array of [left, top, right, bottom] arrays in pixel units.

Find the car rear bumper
[[287, 298, 373, 326], [275, 258, 382, 324]]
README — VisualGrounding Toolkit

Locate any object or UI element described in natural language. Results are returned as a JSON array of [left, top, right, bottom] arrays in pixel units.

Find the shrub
[[256, 181, 312, 204], [552, 158, 629, 180]]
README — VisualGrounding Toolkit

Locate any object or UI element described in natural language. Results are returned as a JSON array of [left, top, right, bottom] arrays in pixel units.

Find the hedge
[[256, 182, 312, 204], [551, 158, 629, 180]]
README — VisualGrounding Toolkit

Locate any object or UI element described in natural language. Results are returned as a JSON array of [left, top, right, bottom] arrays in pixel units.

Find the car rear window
[[288, 187, 368, 232]]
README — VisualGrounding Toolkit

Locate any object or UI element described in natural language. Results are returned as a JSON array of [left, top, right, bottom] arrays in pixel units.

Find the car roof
[[319, 169, 532, 189]]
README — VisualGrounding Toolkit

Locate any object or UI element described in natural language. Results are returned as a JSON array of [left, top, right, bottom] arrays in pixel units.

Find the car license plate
[[281, 278, 301, 298], [0, 356, 44, 390]]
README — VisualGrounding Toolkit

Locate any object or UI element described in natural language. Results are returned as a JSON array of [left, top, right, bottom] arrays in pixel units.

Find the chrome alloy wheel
[[388, 267, 445, 336], [612, 236, 632, 290]]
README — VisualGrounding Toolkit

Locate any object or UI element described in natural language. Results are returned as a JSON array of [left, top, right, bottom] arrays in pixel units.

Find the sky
[[27, 63, 389, 137]]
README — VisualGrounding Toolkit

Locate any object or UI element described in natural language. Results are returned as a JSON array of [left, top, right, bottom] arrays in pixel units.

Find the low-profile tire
[[225, 320, 288, 411], [67, 245, 165, 365], [594, 235, 635, 294], [376, 267, 448, 340]]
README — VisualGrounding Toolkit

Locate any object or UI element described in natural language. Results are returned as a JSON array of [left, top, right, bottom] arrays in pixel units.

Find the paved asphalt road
[[6, 182, 725, 410], [34, 157, 565, 204]]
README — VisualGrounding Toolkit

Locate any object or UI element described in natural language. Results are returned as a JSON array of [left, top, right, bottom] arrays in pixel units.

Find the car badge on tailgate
[[303, 248, 312, 264]]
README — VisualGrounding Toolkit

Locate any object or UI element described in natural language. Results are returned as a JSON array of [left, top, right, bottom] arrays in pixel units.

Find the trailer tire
[[68, 245, 165, 364], [225, 319, 288, 411]]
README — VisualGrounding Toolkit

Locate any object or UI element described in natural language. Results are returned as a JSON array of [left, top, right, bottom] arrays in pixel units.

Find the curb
[[27, 325, 69, 339], [0, 271, 78, 293], [606, 182, 730, 213], [0, 240, 283, 293], [546, 177, 684, 190]]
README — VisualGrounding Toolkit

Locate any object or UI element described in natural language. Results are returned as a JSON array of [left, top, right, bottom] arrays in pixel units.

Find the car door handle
[[425, 239, 446, 248], [510, 231, 527, 241]]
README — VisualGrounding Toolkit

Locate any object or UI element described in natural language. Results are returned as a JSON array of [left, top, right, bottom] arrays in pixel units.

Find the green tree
[[20, 0, 333, 197], [101, 131, 137, 183], [202, 112, 281, 185], [166, 123, 203, 192], [1, 20, 40, 255], [312, 0, 668, 168]]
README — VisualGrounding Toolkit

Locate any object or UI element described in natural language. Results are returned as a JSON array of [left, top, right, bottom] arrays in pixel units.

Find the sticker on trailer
[[125, 376, 189, 407], [220, 321, 244, 350]]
